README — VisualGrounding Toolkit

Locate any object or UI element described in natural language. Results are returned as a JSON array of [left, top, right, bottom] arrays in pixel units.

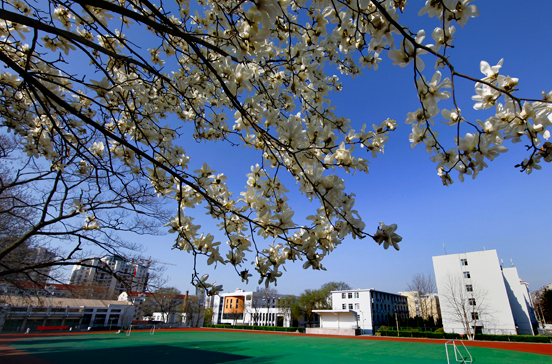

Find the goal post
[[445, 340, 473, 364]]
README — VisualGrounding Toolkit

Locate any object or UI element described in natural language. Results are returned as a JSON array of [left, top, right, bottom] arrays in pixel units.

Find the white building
[[312, 289, 409, 335], [209, 288, 291, 327], [433, 249, 537, 336], [69, 256, 149, 299]]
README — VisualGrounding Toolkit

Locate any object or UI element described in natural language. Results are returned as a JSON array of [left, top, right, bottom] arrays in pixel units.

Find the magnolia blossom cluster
[[0, 0, 550, 293]]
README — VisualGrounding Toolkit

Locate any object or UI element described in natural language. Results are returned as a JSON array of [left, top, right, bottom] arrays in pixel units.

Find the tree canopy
[[286, 280, 350, 322], [0, 0, 550, 293]]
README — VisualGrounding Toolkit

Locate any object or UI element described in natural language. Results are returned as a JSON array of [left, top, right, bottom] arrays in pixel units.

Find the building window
[[348, 304, 353, 310], [236, 300, 239, 308], [466, 285, 473, 292], [463, 271, 471, 279], [342, 304, 346, 310], [354, 292, 359, 299], [348, 292, 353, 299], [468, 298, 476, 306], [461, 258, 468, 266], [342, 293, 346, 299], [471, 312, 479, 320], [355, 303, 359, 309]]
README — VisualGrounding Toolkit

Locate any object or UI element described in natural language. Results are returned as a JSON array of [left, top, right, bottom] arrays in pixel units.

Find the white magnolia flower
[[472, 85, 500, 110], [83, 214, 100, 230], [430, 26, 455, 52], [388, 32, 426, 71], [373, 222, 402, 250], [479, 59, 503, 84], [441, 108, 462, 125], [73, 199, 86, 214], [417, 71, 451, 114], [456, 133, 479, 153], [207, 283, 224, 296], [90, 141, 105, 156], [450, 0, 480, 27], [418, 0, 445, 18]]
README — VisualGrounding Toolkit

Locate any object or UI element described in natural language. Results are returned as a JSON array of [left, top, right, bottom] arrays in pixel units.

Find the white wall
[[319, 312, 357, 329], [434, 250, 517, 335], [331, 290, 373, 333], [502, 267, 535, 335]]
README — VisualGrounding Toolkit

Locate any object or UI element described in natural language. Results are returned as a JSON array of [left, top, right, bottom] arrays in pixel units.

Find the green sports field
[[7, 330, 552, 364]]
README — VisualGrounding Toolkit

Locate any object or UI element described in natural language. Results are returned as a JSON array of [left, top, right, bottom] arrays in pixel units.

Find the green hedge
[[204, 324, 305, 333], [377, 330, 552, 343], [378, 330, 457, 339], [475, 334, 551, 343]]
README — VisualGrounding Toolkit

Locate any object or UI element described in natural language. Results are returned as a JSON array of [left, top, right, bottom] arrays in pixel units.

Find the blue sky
[[50, 1, 552, 296]]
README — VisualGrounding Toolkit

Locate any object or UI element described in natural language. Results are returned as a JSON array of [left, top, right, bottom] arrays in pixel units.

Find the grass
[[8, 329, 552, 364]]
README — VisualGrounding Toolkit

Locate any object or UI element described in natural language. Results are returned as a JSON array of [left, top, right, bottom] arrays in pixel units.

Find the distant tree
[[258, 287, 279, 310], [248, 287, 278, 326], [143, 287, 183, 323], [292, 281, 352, 326], [226, 309, 243, 326], [204, 307, 213, 326], [183, 295, 204, 327], [439, 275, 490, 340], [533, 289, 552, 325], [406, 272, 440, 322], [277, 295, 301, 327], [297, 288, 327, 325], [67, 285, 111, 300], [542, 290, 552, 323], [319, 281, 351, 309], [249, 294, 262, 326], [0, 133, 169, 290], [0, 135, 41, 283]]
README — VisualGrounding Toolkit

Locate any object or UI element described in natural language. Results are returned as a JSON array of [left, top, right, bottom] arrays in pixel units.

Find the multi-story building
[[0, 295, 134, 333], [398, 291, 440, 322], [312, 289, 409, 335], [209, 288, 291, 327], [433, 249, 538, 336], [69, 256, 148, 299], [26, 247, 56, 282]]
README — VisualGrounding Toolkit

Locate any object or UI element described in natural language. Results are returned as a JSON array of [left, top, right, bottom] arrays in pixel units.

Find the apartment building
[[69, 256, 148, 299], [433, 249, 537, 335]]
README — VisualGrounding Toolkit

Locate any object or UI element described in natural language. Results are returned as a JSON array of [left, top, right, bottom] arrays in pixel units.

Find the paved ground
[[1, 328, 551, 364]]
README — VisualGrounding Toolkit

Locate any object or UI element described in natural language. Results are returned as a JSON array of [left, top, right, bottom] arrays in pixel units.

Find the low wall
[[305, 328, 357, 336]]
